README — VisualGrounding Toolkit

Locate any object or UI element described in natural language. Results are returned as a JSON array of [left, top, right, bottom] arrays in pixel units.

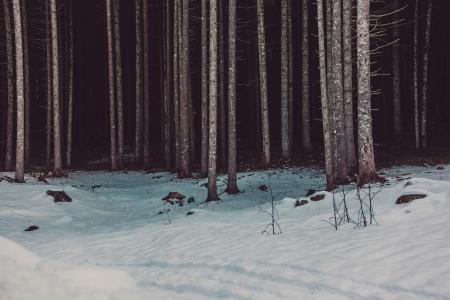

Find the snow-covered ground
[[1, 165, 450, 300]]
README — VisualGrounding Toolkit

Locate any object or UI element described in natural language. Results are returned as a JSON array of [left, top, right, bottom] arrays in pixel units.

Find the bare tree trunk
[[12, 0, 24, 182], [357, 0, 377, 184], [21, 0, 30, 169], [257, 0, 270, 167], [200, 0, 209, 177], [143, 0, 151, 168], [106, 0, 117, 170], [164, 0, 172, 169], [207, 0, 220, 201], [326, 0, 336, 181], [51, 0, 63, 176], [301, 0, 312, 153], [343, 0, 356, 170], [3, 0, 14, 171], [332, 0, 347, 183], [413, 0, 419, 149], [317, 0, 335, 190], [173, 0, 180, 170], [179, 0, 191, 177], [287, 0, 294, 152], [135, 0, 143, 165], [280, 0, 290, 159], [226, 0, 239, 194], [113, 0, 124, 168], [421, 0, 432, 149], [219, 0, 226, 167], [66, 0, 74, 168], [392, 0, 402, 137], [45, 0, 52, 169]]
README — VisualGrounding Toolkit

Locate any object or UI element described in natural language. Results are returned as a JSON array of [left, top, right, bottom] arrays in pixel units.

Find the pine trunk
[[219, 1, 226, 167], [21, 0, 30, 169], [200, 0, 209, 177], [113, 0, 124, 168], [173, 0, 180, 169], [135, 0, 143, 165], [301, 0, 312, 152], [421, 0, 432, 149], [143, 0, 151, 168], [392, 0, 402, 136], [164, 0, 172, 169], [66, 0, 74, 168], [280, 0, 290, 159], [45, 0, 52, 169], [413, 0, 419, 149]]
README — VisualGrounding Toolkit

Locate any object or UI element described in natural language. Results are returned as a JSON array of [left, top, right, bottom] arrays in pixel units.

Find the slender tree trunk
[[21, 0, 30, 169], [257, 0, 270, 167], [226, 0, 239, 194], [287, 0, 294, 152], [106, 0, 117, 170], [301, 0, 312, 153], [413, 0, 419, 149], [164, 0, 172, 169], [421, 0, 432, 149], [326, 0, 336, 181], [179, 0, 191, 177], [143, 0, 151, 168], [392, 0, 402, 137], [12, 0, 24, 182], [45, 0, 52, 169], [332, 0, 347, 183], [280, 0, 290, 159], [173, 0, 180, 170], [3, 0, 14, 171], [342, 0, 356, 170], [51, 0, 63, 176], [113, 0, 124, 168], [219, 0, 226, 167], [135, 0, 143, 165], [200, 0, 209, 177], [66, 0, 74, 168], [317, 0, 335, 190], [207, 0, 220, 201], [357, 0, 377, 183]]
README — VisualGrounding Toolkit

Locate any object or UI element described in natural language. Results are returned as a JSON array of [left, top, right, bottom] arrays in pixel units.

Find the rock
[[396, 194, 427, 204], [305, 189, 316, 197], [186, 211, 194, 216], [24, 225, 39, 232], [310, 194, 325, 201], [258, 185, 268, 191], [47, 190, 72, 203], [91, 185, 102, 191], [404, 181, 413, 187], [162, 192, 185, 201], [436, 166, 445, 170], [295, 199, 309, 207], [188, 197, 195, 204]]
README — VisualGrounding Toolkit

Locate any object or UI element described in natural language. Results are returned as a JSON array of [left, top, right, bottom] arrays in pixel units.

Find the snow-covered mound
[[1, 166, 450, 299]]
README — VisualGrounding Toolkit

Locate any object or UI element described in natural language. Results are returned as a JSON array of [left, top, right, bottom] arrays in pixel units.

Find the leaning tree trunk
[[51, 0, 63, 176], [143, 0, 151, 168], [3, 0, 14, 171], [12, 0, 24, 182], [200, 0, 209, 177], [257, 0, 270, 167], [226, 0, 239, 195], [106, 0, 117, 170], [179, 0, 191, 178], [413, 0, 419, 149], [392, 0, 402, 137], [66, 0, 74, 168], [207, 0, 220, 201], [113, 0, 124, 168], [342, 0, 356, 170], [21, 0, 30, 169], [317, 0, 335, 190], [135, 0, 144, 165], [301, 0, 312, 153], [357, 0, 377, 184], [332, 0, 348, 183], [280, 0, 290, 159], [421, 0, 432, 149]]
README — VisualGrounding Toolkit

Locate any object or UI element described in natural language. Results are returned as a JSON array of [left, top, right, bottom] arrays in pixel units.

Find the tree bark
[[3, 0, 14, 171], [257, 0, 270, 167], [66, 0, 74, 168], [21, 0, 30, 169], [135, 0, 143, 165], [226, 0, 239, 194], [113, 0, 124, 168], [287, 0, 294, 152], [392, 0, 402, 137], [280, 0, 290, 159], [357, 0, 377, 183], [45, 0, 52, 169], [207, 0, 220, 201], [12, 0, 24, 182], [164, 0, 172, 169], [301, 0, 312, 153], [413, 0, 419, 149], [219, 0, 226, 167], [173, 0, 180, 170], [143, 0, 151, 168], [200, 0, 209, 177], [421, 0, 432, 149]]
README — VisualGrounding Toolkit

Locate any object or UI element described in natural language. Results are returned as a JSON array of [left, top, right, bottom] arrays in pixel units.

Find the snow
[[1, 165, 450, 300]]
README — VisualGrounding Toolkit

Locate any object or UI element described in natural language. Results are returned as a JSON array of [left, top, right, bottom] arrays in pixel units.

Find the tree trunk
[[257, 0, 270, 167], [392, 0, 402, 137], [135, 0, 143, 165], [200, 0, 209, 177], [12, 0, 24, 182], [342, 0, 356, 170], [317, 0, 335, 190], [179, 0, 191, 178], [421, 0, 432, 149], [280, 0, 290, 159], [106, 0, 117, 170], [66, 0, 74, 168], [173, 0, 180, 169], [219, 0, 226, 167], [287, 0, 294, 152], [143, 0, 151, 168], [45, 0, 52, 169], [164, 0, 172, 169], [332, 0, 347, 183], [413, 0, 419, 149], [301, 0, 312, 153], [113, 0, 124, 168], [51, 0, 63, 176], [226, 0, 239, 194], [3, 0, 14, 171], [207, 0, 220, 201], [21, 0, 30, 169], [357, 0, 377, 184], [326, 0, 336, 182]]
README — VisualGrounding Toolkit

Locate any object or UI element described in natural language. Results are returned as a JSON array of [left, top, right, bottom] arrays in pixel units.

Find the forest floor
[[1, 165, 450, 299]]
